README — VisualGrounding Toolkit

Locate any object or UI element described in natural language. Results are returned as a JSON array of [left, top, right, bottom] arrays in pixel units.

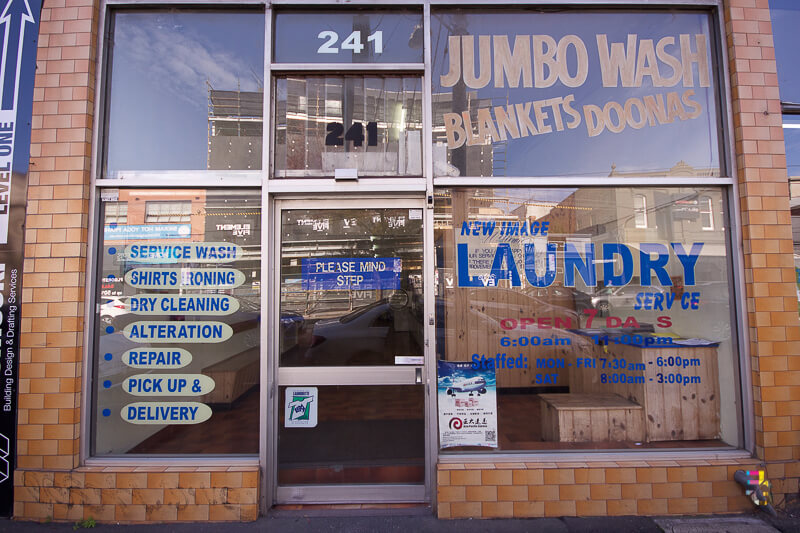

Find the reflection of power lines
[[433, 190, 592, 212]]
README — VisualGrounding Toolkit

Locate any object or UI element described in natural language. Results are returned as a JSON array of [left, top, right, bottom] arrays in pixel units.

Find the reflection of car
[[527, 286, 593, 313], [280, 312, 304, 332], [591, 285, 666, 315], [293, 299, 422, 366], [469, 287, 580, 326], [280, 311, 305, 352], [100, 297, 127, 326], [447, 377, 487, 396], [100, 292, 269, 332]]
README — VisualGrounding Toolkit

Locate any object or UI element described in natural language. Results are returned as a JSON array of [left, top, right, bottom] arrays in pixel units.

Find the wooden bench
[[201, 346, 259, 405], [540, 393, 644, 443]]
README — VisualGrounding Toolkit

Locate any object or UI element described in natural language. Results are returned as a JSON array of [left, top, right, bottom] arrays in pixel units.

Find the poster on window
[[437, 360, 498, 448]]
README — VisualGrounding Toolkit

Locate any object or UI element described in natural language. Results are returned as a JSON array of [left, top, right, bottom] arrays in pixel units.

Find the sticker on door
[[285, 387, 318, 428]]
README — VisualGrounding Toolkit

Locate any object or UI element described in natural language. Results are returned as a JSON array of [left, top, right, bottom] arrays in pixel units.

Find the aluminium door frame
[[267, 195, 433, 506]]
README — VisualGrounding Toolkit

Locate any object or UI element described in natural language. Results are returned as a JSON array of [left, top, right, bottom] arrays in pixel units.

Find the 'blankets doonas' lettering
[[439, 32, 711, 146]]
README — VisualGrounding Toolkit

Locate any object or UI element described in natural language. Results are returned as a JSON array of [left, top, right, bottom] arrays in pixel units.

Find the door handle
[[415, 367, 423, 384]]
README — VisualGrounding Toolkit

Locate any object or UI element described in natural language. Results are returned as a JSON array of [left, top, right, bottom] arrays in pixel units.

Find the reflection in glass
[[435, 187, 739, 451], [144, 201, 191, 223], [771, 0, 800, 104], [430, 10, 721, 177], [93, 189, 261, 455], [274, 11, 423, 64], [280, 208, 423, 366], [274, 77, 423, 177], [278, 385, 425, 485], [105, 12, 265, 176], [784, 116, 800, 312], [104, 202, 128, 225]]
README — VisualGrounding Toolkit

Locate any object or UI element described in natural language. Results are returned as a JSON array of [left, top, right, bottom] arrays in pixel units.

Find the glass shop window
[[273, 10, 423, 64], [434, 187, 741, 451], [103, 10, 265, 177], [430, 9, 722, 178], [92, 189, 261, 455], [273, 76, 423, 178], [772, 0, 800, 104]]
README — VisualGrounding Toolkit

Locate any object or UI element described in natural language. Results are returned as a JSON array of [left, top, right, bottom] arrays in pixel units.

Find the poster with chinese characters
[[437, 360, 498, 448]]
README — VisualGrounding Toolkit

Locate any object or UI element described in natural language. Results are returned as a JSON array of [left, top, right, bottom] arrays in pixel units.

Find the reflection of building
[[608, 159, 720, 178], [207, 87, 263, 170], [101, 190, 207, 297], [435, 182, 727, 295], [103, 189, 207, 246], [541, 186, 727, 289], [275, 77, 424, 177], [101, 190, 262, 300], [432, 90, 497, 177], [280, 208, 423, 318]]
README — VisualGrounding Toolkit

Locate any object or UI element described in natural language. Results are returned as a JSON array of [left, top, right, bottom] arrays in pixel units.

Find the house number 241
[[317, 30, 383, 54]]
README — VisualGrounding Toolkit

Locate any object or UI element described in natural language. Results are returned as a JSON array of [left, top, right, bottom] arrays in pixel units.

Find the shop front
[[11, 0, 800, 523]]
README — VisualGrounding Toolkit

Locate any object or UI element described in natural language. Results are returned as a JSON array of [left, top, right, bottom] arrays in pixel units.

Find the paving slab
[[0, 513, 792, 533], [654, 516, 781, 533]]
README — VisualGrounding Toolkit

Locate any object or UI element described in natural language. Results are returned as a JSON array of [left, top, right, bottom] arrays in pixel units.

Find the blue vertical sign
[[0, 0, 41, 518]]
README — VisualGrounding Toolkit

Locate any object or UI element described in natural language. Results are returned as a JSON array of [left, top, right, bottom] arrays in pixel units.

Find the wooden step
[[539, 393, 644, 443]]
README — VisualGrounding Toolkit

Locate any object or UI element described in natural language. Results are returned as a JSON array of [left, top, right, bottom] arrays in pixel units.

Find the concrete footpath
[[0, 511, 798, 533]]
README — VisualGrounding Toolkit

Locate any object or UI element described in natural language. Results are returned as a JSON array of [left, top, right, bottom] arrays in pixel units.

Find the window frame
[[699, 195, 714, 230], [99, 6, 268, 181], [91, 188, 264, 457], [103, 201, 128, 225], [84, 3, 271, 471], [144, 200, 193, 224], [633, 194, 648, 229], [423, 1, 752, 462], [434, 185, 739, 454], [271, 74, 426, 179]]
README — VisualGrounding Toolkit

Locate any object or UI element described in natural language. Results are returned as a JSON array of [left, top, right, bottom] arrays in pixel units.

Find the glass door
[[273, 198, 428, 504]]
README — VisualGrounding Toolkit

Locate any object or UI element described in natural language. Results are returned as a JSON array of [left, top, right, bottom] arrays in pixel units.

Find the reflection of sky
[[431, 11, 720, 177], [784, 116, 800, 179], [106, 12, 265, 175], [468, 188, 577, 216], [274, 12, 423, 63], [497, 188, 576, 211], [772, 0, 800, 104]]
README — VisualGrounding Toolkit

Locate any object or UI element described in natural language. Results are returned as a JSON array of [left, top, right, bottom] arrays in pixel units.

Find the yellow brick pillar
[[725, 0, 800, 498]]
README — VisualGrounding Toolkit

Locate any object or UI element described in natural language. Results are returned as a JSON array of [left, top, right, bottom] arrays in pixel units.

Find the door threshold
[[269, 503, 432, 517]]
